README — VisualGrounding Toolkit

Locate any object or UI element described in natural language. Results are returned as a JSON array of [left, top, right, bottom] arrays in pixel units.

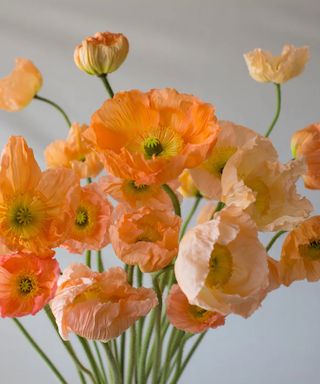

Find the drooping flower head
[[175, 206, 269, 318], [45, 123, 103, 179], [0, 58, 42, 111], [110, 204, 181, 272], [50, 264, 158, 341], [99, 175, 180, 210], [0, 136, 80, 257], [87, 88, 220, 185], [74, 32, 129, 75], [280, 216, 320, 286], [291, 123, 320, 189], [166, 284, 225, 333], [62, 183, 113, 254], [244, 44, 309, 84], [190, 121, 258, 200], [0, 253, 59, 318], [221, 136, 312, 231]]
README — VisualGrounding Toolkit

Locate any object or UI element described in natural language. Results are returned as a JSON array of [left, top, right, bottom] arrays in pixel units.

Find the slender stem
[[44, 306, 97, 384], [127, 265, 134, 285], [97, 250, 104, 272], [93, 341, 108, 383], [120, 332, 126, 382], [103, 342, 123, 384], [13, 318, 68, 384], [162, 184, 181, 217], [98, 75, 115, 98], [266, 230, 286, 251], [87, 177, 92, 184], [86, 250, 92, 268], [170, 336, 186, 384], [126, 325, 136, 384], [79, 370, 87, 384], [210, 201, 225, 220], [152, 277, 163, 384], [180, 194, 202, 240], [265, 83, 281, 138], [78, 337, 103, 383], [138, 310, 156, 383], [34, 95, 71, 127], [171, 332, 207, 384]]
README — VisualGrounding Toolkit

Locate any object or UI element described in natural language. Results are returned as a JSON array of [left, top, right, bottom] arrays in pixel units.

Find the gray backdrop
[[0, 0, 320, 383]]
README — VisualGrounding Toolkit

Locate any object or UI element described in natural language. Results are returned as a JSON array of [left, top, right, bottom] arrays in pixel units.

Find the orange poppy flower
[[166, 284, 225, 333], [62, 183, 113, 254], [45, 123, 103, 179], [280, 216, 320, 286], [110, 204, 181, 272], [0, 58, 42, 111], [50, 264, 158, 341], [98, 175, 180, 210], [0, 136, 80, 257], [87, 88, 220, 185], [291, 123, 320, 189], [0, 253, 59, 318]]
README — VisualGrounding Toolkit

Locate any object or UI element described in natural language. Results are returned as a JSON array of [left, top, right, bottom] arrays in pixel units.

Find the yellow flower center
[[143, 137, 164, 158], [203, 146, 237, 176], [136, 224, 161, 242], [206, 244, 233, 288], [245, 178, 270, 214], [16, 274, 38, 297], [299, 239, 320, 261], [189, 305, 209, 319], [128, 126, 183, 159], [14, 206, 33, 226], [75, 207, 90, 228], [5, 195, 46, 239]]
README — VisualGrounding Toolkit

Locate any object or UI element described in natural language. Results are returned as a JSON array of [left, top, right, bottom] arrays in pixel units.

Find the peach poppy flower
[[98, 175, 180, 210], [0, 136, 80, 257], [178, 170, 199, 198], [166, 284, 225, 333], [0, 58, 42, 111], [175, 206, 269, 318], [110, 204, 181, 272], [62, 183, 113, 254], [45, 123, 103, 179], [87, 88, 220, 185], [50, 264, 157, 341], [244, 44, 309, 84], [221, 136, 312, 231], [190, 121, 258, 200], [0, 253, 59, 318], [291, 123, 320, 189], [280, 216, 320, 286], [74, 32, 129, 75]]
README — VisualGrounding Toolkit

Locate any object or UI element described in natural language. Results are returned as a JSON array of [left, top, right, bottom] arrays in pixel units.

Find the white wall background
[[0, 0, 320, 383]]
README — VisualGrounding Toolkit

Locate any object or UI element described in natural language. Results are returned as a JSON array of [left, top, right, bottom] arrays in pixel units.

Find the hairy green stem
[[103, 342, 122, 384], [34, 95, 71, 127], [98, 75, 115, 98], [162, 184, 181, 216], [86, 250, 92, 268], [152, 277, 163, 384], [13, 318, 68, 384], [266, 230, 286, 251], [265, 83, 282, 138], [180, 194, 202, 240], [44, 306, 97, 384]]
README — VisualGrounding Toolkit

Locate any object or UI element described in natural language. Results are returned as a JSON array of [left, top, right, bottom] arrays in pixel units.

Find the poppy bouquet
[[0, 32, 318, 384]]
